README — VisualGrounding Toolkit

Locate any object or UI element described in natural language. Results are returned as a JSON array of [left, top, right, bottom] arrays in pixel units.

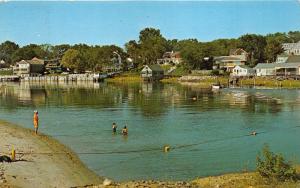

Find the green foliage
[[0, 41, 19, 64], [239, 34, 267, 66], [2, 29, 300, 73], [125, 28, 167, 66], [256, 144, 297, 181], [211, 69, 220, 76], [0, 69, 13, 75], [61, 49, 84, 73]]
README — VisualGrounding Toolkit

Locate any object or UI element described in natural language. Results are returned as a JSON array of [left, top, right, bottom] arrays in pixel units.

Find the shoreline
[[0, 120, 102, 188], [1, 120, 299, 188]]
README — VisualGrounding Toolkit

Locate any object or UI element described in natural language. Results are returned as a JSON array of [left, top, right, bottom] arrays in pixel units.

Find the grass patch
[[0, 69, 13, 75], [106, 75, 142, 83], [240, 78, 300, 88], [160, 77, 179, 83]]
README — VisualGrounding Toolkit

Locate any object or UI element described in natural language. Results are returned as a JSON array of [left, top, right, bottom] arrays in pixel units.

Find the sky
[[0, 1, 300, 47]]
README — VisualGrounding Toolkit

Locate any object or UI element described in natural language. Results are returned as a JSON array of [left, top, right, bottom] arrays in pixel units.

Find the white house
[[157, 51, 182, 65], [232, 65, 255, 76], [141, 64, 164, 81], [254, 64, 276, 76], [275, 54, 289, 63], [282, 41, 300, 55], [214, 48, 249, 72]]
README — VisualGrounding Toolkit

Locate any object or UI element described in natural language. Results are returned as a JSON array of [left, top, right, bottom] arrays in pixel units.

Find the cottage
[[13, 57, 45, 77], [214, 48, 248, 72], [275, 54, 289, 63], [157, 51, 182, 65], [45, 59, 62, 73], [274, 62, 300, 77], [141, 64, 164, 81], [232, 65, 255, 77], [282, 41, 300, 55], [254, 64, 276, 76]]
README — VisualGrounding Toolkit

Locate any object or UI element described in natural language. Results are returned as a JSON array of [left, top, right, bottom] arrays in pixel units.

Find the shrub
[[256, 144, 297, 181], [211, 69, 219, 76]]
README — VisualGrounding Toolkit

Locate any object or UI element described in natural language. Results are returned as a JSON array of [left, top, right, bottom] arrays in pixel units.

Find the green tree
[[265, 38, 284, 63], [11, 44, 46, 63], [256, 144, 297, 181], [178, 39, 212, 70], [61, 49, 84, 73], [139, 28, 167, 65], [239, 34, 267, 66], [0, 41, 19, 64], [52, 44, 71, 59], [125, 40, 141, 68]]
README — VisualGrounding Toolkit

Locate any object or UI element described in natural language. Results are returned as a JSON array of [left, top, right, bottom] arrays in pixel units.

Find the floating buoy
[[251, 131, 257, 136], [164, 145, 170, 152]]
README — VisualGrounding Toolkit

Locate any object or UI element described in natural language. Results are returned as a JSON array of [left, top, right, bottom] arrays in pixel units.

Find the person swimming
[[122, 126, 128, 136], [112, 123, 117, 133]]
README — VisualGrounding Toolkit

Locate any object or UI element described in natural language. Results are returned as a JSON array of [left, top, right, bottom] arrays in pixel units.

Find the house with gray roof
[[13, 57, 45, 77], [255, 62, 300, 77], [141, 64, 164, 81], [214, 48, 248, 72], [254, 63, 277, 76], [232, 65, 255, 77]]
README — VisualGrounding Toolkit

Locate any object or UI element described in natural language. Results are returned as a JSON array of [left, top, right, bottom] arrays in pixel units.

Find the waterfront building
[[13, 57, 45, 77], [282, 41, 300, 55], [157, 51, 182, 65], [214, 48, 248, 72], [141, 64, 164, 81], [232, 65, 255, 77]]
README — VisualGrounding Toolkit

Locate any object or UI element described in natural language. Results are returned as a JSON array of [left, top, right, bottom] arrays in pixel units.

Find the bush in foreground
[[256, 144, 297, 181]]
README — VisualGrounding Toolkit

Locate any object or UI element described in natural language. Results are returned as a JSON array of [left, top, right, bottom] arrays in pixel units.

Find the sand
[[0, 120, 102, 188]]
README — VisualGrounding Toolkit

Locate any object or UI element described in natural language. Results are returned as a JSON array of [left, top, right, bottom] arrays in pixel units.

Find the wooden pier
[[0, 75, 20, 82]]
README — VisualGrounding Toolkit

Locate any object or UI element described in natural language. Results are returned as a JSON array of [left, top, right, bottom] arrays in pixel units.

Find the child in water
[[112, 123, 117, 133], [122, 126, 128, 135]]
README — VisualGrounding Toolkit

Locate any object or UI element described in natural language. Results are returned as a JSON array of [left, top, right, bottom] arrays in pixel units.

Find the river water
[[0, 81, 299, 181]]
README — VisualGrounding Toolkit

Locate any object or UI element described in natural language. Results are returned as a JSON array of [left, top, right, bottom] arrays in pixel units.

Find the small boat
[[212, 84, 221, 89], [212, 83, 223, 90]]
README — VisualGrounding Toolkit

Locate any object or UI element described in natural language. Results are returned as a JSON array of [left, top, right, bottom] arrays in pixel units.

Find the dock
[[0, 75, 20, 82]]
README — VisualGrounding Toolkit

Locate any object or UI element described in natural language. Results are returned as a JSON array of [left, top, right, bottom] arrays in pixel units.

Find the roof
[[275, 62, 300, 69], [254, 63, 276, 69], [255, 62, 300, 69], [214, 56, 243, 62], [17, 60, 30, 64], [162, 51, 181, 59], [229, 48, 247, 56], [286, 55, 300, 63], [28, 57, 44, 65], [277, 54, 289, 58], [147, 64, 164, 72], [235, 65, 253, 70]]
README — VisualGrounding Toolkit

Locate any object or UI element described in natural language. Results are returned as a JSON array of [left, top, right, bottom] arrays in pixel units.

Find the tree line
[[0, 28, 300, 72]]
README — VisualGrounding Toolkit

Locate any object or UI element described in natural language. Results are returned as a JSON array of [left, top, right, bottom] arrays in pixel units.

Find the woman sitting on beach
[[122, 126, 128, 136]]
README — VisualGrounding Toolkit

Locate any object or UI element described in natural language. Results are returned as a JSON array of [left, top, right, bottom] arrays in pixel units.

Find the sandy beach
[[0, 120, 102, 188], [0, 120, 299, 188]]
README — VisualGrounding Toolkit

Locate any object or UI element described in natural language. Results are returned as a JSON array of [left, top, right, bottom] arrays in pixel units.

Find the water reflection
[[0, 82, 288, 115]]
